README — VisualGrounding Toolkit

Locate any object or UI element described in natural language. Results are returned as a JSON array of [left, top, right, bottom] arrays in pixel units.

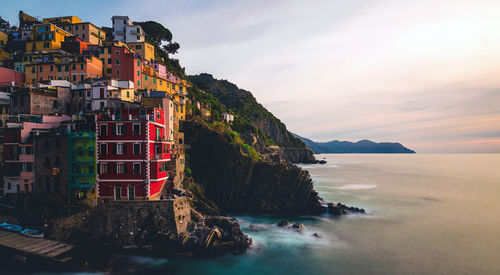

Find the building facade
[[112, 16, 145, 43], [96, 107, 172, 201]]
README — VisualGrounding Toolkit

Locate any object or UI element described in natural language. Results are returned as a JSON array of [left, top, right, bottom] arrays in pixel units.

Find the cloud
[[3, 0, 500, 152]]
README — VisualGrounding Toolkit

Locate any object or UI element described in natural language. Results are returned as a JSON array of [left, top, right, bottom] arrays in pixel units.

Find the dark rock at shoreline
[[277, 220, 291, 227], [292, 222, 304, 231], [312, 233, 321, 238], [327, 202, 366, 215], [182, 121, 325, 215], [316, 160, 327, 164]]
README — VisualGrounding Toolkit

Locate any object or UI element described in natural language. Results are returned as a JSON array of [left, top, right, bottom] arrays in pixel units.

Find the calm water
[[26, 154, 500, 274], [126, 154, 500, 275]]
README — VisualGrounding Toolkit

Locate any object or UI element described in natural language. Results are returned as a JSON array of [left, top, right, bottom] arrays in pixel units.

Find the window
[[107, 58, 111, 64], [116, 143, 125, 155], [137, 60, 140, 66], [100, 163, 108, 174], [55, 138, 61, 148], [65, 65, 69, 72], [106, 68, 112, 74], [117, 69, 120, 75], [100, 143, 107, 155], [133, 163, 141, 174], [53, 100, 58, 109], [108, 48, 111, 54], [39, 66, 43, 72], [80, 75, 84, 81], [50, 65, 53, 71], [57, 65, 61, 72], [133, 143, 140, 155], [100, 124, 107, 135], [116, 163, 125, 174], [82, 33, 85, 39], [55, 156, 61, 164], [82, 25, 85, 30], [73, 75, 77, 82], [137, 35, 140, 40], [80, 64, 84, 70], [137, 80, 140, 87], [116, 124, 125, 135], [72, 64, 76, 70], [115, 59, 120, 65], [115, 50, 119, 55], [44, 157, 50, 166], [157, 111, 160, 120]]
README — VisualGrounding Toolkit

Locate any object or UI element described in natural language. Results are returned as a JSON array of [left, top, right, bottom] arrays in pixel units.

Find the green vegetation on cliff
[[188, 73, 306, 149]]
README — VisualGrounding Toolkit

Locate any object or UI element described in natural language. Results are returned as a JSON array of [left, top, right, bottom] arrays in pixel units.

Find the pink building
[[152, 63, 167, 79], [2, 115, 71, 194], [0, 67, 25, 86]]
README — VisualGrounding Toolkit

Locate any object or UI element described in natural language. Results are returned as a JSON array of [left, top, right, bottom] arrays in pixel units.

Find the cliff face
[[189, 74, 316, 164], [182, 121, 324, 214]]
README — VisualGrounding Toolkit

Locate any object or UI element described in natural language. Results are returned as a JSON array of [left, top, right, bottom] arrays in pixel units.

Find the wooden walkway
[[0, 230, 73, 262]]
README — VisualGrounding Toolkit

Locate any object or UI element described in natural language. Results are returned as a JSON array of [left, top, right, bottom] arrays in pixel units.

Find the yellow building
[[43, 16, 82, 24], [128, 41, 155, 62], [108, 88, 134, 102], [0, 30, 7, 47], [27, 24, 73, 52], [43, 16, 105, 45]]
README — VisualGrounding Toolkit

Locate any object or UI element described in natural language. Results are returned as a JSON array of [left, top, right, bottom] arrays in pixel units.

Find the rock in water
[[292, 222, 304, 231], [312, 233, 321, 238], [277, 220, 291, 227]]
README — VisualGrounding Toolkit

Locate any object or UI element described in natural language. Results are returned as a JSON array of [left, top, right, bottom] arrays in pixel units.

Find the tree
[[134, 21, 172, 45], [163, 42, 180, 54]]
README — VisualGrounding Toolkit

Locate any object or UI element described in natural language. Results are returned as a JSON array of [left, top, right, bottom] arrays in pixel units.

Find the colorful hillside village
[[0, 12, 189, 205]]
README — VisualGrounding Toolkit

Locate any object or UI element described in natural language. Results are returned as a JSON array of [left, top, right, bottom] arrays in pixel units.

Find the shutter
[[113, 143, 117, 155], [123, 163, 127, 174], [122, 124, 127, 135], [123, 143, 127, 154], [111, 124, 116, 135]]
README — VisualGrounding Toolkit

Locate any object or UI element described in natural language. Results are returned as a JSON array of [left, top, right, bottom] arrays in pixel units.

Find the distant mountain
[[293, 134, 415, 154]]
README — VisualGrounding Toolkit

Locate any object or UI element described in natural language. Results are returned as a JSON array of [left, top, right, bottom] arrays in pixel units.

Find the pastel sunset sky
[[4, 0, 500, 152]]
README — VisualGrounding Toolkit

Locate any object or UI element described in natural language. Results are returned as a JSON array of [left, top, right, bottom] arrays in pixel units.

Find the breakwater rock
[[46, 198, 251, 255]]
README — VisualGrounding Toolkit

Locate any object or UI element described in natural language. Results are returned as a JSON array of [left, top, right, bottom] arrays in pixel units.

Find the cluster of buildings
[[0, 12, 188, 205]]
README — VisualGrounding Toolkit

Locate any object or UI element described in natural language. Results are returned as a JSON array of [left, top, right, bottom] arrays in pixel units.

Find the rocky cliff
[[189, 73, 316, 164], [182, 121, 324, 214]]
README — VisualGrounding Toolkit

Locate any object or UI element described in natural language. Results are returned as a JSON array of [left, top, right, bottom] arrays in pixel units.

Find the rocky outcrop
[[327, 202, 366, 215], [260, 146, 317, 164], [182, 121, 324, 215]]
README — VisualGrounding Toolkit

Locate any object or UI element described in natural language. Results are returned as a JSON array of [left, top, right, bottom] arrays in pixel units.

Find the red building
[[95, 107, 172, 201], [99, 43, 141, 87]]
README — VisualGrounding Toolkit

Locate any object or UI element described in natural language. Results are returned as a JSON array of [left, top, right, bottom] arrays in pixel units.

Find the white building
[[111, 16, 145, 43], [221, 113, 234, 123]]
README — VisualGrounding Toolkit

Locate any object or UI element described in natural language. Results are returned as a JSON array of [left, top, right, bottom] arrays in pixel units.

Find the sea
[[12, 154, 500, 274], [124, 154, 500, 275]]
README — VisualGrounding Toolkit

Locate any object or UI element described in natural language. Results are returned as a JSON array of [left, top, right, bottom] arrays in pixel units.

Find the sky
[[3, 0, 500, 153]]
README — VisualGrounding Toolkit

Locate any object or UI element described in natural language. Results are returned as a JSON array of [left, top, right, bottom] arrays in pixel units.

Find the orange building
[[25, 55, 102, 83]]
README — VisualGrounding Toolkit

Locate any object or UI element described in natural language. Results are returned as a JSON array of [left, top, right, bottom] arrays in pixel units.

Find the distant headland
[[294, 134, 415, 154]]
